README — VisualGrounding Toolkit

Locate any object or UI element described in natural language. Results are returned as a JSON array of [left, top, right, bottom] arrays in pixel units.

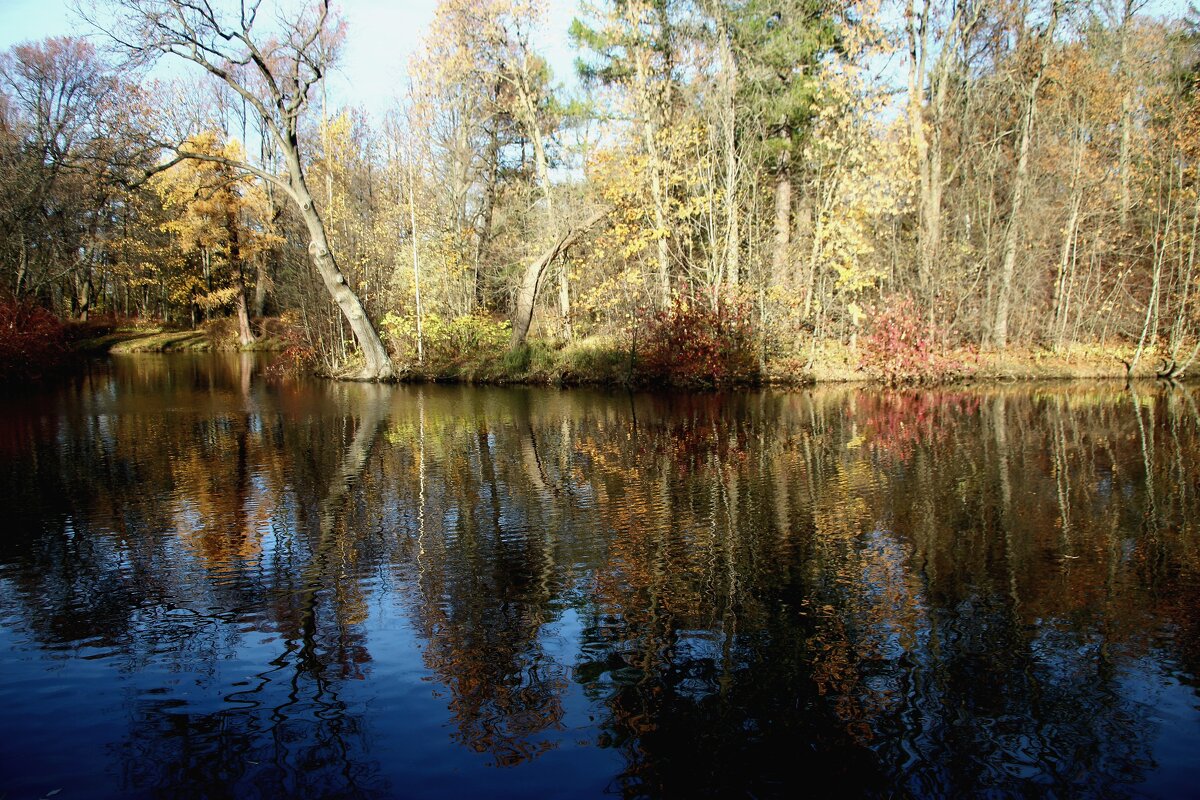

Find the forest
[[0, 0, 1197, 385]]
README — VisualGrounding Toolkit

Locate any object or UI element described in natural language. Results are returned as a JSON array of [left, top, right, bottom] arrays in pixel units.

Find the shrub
[[859, 298, 965, 385], [502, 343, 533, 376], [62, 313, 125, 344], [0, 296, 67, 381], [201, 316, 238, 349], [526, 340, 559, 377], [636, 291, 759, 389], [382, 311, 511, 377], [557, 336, 629, 384], [267, 312, 317, 377]]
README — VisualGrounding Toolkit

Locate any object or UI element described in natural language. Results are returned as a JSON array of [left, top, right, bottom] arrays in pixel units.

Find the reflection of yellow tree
[[382, 389, 571, 766], [172, 418, 270, 569]]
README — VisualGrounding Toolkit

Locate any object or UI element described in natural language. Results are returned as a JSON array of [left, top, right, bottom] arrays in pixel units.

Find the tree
[[486, 1, 573, 339], [729, 0, 839, 293], [510, 206, 609, 346], [0, 37, 126, 314], [153, 131, 276, 345], [409, 1, 504, 317], [92, 0, 394, 379], [905, 0, 984, 306], [573, 0, 687, 308], [991, 0, 1061, 348]]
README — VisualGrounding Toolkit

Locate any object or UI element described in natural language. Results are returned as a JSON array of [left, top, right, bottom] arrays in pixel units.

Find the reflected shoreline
[[1, 354, 1197, 798]]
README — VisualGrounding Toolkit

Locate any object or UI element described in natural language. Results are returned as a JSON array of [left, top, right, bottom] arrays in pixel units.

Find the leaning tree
[[91, 0, 394, 380]]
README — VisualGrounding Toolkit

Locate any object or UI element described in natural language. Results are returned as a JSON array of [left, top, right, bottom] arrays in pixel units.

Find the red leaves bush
[[269, 324, 318, 376], [859, 297, 966, 385], [0, 296, 67, 381], [636, 292, 759, 389]]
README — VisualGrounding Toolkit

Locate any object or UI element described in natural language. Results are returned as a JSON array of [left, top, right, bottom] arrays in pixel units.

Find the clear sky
[[0, 0, 581, 115]]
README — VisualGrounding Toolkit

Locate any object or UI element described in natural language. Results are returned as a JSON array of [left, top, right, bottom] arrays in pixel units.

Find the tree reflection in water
[[0, 358, 1198, 798]]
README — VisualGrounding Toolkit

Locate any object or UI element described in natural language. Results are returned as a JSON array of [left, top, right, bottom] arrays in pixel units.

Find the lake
[[1, 354, 1198, 798]]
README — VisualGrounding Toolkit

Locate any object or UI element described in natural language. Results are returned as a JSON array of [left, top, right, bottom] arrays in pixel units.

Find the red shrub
[[267, 322, 317, 377], [860, 298, 965, 385], [636, 291, 759, 389], [0, 296, 67, 382]]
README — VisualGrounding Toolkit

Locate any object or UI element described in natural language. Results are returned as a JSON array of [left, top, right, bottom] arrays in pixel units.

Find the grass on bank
[[380, 300, 760, 388], [385, 336, 1183, 387], [3, 289, 1187, 387], [379, 306, 1190, 388], [94, 317, 288, 355], [394, 335, 635, 386]]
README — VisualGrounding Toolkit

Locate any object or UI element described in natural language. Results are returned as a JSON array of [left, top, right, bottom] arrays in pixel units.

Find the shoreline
[[77, 329, 1194, 387]]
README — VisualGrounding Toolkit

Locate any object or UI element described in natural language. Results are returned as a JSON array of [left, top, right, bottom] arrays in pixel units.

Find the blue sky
[[0, 0, 581, 115]]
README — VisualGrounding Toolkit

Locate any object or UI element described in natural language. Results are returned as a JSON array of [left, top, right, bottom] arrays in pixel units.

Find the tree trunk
[[1052, 126, 1084, 350], [511, 208, 609, 347], [771, 167, 792, 289], [254, 253, 268, 318], [227, 206, 256, 347], [522, 88, 568, 341], [923, 47, 952, 305], [76, 265, 91, 322], [15, 231, 27, 298], [1132, 235, 1166, 374], [912, 0, 970, 305], [907, 0, 931, 292], [473, 123, 501, 310], [235, 290, 254, 348], [408, 142, 424, 365], [718, 21, 739, 291], [992, 2, 1058, 348], [634, 51, 671, 308], [645, 120, 671, 307], [1051, 192, 1081, 350], [282, 142, 393, 380], [557, 262, 572, 341], [1118, 0, 1135, 229]]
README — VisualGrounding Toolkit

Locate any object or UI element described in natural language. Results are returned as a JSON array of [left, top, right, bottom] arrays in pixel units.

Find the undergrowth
[[0, 296, 67, 381], [859, 298, 969, 385], [634, 292, 759, 388]]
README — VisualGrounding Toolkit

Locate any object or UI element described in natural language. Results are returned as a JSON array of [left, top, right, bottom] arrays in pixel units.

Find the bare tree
[[991, 0, 1060, 348], [0, 37, 121, 307], [88, 0, 394, 380]]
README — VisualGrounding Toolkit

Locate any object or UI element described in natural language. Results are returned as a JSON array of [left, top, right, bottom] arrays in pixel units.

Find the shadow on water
[[1, 356, 1198, 798]]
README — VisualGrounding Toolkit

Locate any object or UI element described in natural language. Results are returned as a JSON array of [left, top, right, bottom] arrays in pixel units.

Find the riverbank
[[62, 326, 1192, 387], [75, 323, 286, 356], [379, 338, 1187, 387], [764, 342, 1175, 385]]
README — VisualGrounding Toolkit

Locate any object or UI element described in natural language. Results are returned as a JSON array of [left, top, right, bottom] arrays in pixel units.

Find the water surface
[[2, 355, 1198, 798]]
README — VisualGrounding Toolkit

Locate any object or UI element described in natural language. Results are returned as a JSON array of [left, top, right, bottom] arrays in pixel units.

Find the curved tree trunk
[[511, 208, 609, 348], [101, 0, 394, 381], [283, 146, 394, 381]]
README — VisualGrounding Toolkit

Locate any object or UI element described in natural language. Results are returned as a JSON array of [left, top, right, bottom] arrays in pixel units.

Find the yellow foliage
[[150, 130, 279, 311]]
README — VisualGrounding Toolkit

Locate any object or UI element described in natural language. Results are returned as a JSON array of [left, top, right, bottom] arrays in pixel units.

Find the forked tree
[[90, 0, 394, 380]]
